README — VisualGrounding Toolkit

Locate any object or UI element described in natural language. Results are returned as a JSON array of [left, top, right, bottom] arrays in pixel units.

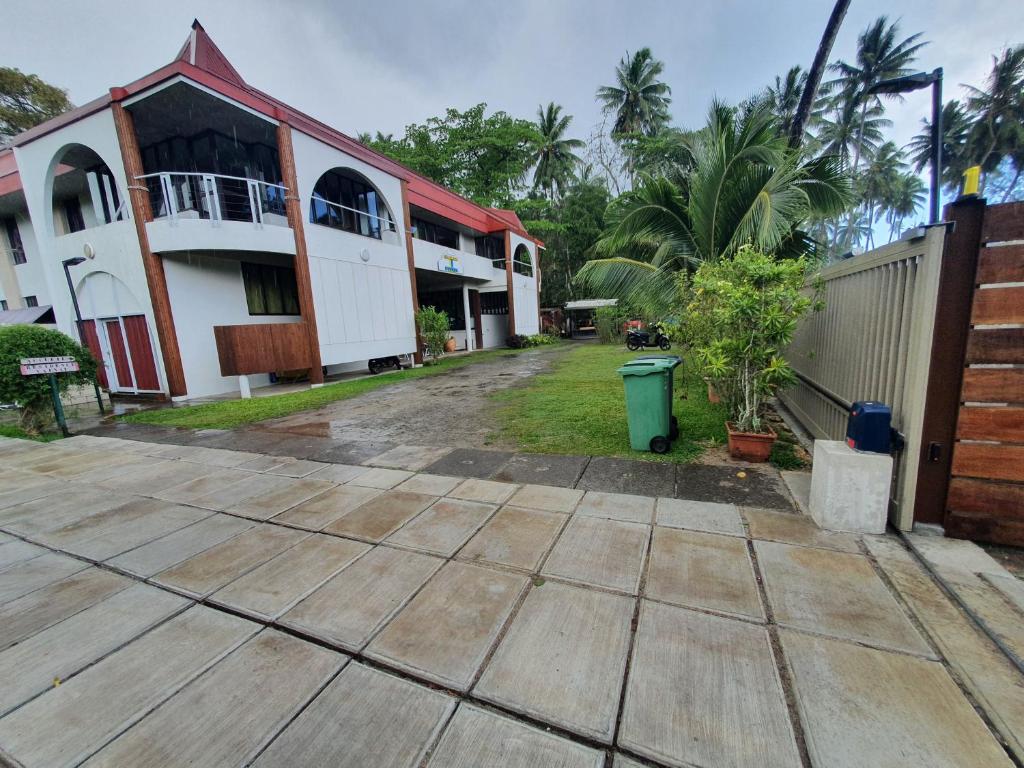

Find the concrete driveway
[[0, 434, 1020, 768]]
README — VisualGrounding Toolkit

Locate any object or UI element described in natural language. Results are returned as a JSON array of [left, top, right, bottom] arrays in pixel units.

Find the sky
[[6, 0, 1023, 166]]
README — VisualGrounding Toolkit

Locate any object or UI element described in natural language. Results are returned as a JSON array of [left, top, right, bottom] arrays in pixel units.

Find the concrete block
[[809, 440, 891, 534]]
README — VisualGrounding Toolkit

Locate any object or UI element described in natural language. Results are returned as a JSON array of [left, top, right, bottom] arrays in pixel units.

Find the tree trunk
[[788, 0, 851, 150]]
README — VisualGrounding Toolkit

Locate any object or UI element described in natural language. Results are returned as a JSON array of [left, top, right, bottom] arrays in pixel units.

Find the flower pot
[[444, 337, 457, 353], [726, 422, 776, 462], [706, 380, 721, 404]]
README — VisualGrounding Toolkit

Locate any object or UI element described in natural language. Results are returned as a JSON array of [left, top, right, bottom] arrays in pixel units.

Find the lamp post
[[868, 68, 943, 224], [61, 256, 105, 414]]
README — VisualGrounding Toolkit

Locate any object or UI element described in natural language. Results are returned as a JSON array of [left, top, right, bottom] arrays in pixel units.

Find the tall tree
[[596, 48, 672, 138], [0, 67, 73, 143], [963, 45, 1024, 191], [907, 99, 973, 192], [789, 0, 850, 149], [530, 102, 584, 201], [885, 173, 926, 240], [767, 66, 808, 137]]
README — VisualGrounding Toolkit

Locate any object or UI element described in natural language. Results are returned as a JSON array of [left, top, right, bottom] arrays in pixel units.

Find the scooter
[[626, 324, 671, 352], [368, 354, 412, 375]]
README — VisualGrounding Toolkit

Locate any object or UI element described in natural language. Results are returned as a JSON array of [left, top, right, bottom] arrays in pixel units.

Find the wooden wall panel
[[951, 443, 1024, 482], [956, 406, 1024, 442], [965, 329, 1024, 364], [214, 323, 312, 376], [981, 201, 1024, 243], [971, 286, 1024, 325], [961, 368, 1024, 403], [976, 245, 1024, 284]]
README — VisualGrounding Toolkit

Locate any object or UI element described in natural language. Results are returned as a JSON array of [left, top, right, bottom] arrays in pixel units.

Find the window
[[24, 295, 38, 307], [310, 169, 395, 240], [3, 219, 25, 264], [1, 300, 7, 311], [418, 291, 465, 330], [241, 263, 300, 316], [479, 291, 508, 314], [63, 199, 85, 233], [412, 217, 459, 249], [513, 245, 533, 277], [476, 235, 505, 269]]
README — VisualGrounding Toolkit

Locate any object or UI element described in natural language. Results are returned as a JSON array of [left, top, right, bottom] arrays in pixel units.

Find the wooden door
[[469, 290, 483, 349], [122, 315, 160, 391], [104, 319, 134, 392], [79, 320, 108, 389]]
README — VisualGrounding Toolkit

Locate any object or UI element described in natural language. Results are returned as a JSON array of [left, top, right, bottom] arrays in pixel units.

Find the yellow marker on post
[[962, 165, 981, 197]]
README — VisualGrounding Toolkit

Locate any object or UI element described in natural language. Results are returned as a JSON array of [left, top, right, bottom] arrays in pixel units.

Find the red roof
[[6, 21, 542, 246]]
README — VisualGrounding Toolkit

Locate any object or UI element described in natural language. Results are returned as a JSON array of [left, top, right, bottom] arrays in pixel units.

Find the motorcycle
[[626, 324, 671, 352], [368, 353, 412, 375]]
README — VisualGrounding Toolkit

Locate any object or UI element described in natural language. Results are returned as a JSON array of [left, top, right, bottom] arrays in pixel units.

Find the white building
[[0, 21, 542, 400]]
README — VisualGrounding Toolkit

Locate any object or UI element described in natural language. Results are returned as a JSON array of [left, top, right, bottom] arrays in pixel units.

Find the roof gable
[[174, 20, 246, 87]]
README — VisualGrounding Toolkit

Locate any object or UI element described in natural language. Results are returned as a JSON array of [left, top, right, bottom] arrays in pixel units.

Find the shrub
[[415, 306, 451, 362], [525, 334, 557, 347], [684, 246, 819, 434], [593, 306, 621, 344], [542, 323, 561, 338], [0, 325, 98, 433], [506, 334, 528, 349]]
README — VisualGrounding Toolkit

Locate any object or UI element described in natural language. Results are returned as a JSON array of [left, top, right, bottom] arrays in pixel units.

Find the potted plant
[[415, 306, 451, 364], [684, 246, 818, 462], [444, 336, 458, 353]]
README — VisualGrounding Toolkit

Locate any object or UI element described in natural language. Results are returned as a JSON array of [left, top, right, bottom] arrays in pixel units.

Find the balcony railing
[[310, 195, 397, 241], [139, 172, 289, 227]]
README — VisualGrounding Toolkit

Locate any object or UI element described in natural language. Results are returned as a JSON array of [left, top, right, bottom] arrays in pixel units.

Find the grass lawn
[[492, 343, 728, 463], [122, 347, 529, 431], [0, 424, 64, 442]]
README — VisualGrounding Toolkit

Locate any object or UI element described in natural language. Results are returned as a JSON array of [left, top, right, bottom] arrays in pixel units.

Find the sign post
[[19, 357, 80, 438]]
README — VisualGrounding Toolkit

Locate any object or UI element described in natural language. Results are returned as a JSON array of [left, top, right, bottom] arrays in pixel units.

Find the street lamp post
[[868, 68, 943, 224], [61, 256, 105, 414]]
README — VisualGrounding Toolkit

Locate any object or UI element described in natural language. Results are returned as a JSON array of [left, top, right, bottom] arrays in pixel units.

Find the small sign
[[20, 357, 80, 376], [437, 254, 463, 274]]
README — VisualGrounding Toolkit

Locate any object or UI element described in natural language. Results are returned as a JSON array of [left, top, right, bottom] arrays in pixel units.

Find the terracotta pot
[[706, 381, 721, 404], [726, 422, 776, 462], [444, 337, 458, 353]]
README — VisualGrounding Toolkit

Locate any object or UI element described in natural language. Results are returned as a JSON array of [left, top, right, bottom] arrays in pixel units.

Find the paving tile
[[744, 507, 860, 552], [366, 562, 528, 690], [939, 574, 1024, 667], [542, 516, 649, 594], [985, 572, 1024, 615], [655, 497, 745, 536], [225, 477, 336, 520], [0, 473, 66, 510], [36, 498, 210, 561], [676, 464, 794, 509], [459, 506, 567, 572], [756, 540, 932, 656], [905, 533, 1008, 579], [474, 580, 634, 743], [185, 447, 263, 468], [153, 525, 308, 598], [646, 527, 763, 620], [492, 453, 589, 487], [394, 472, 463, 496], [81, 630, 345, 768], [280, 546, 444, 651], [309, 440, 397, 464], [187, 472, 296, 511], [576, 456, 676, 497], [151, 468, 254, 504], [508, 483, 584, 513], [366, 444, 454, 471], [620, 601, 799, 768], [613, 755, 647, 768], [0, 568, 132, 651], [0, 553, 90, 605], [323, 490, 436, 542], [97, 460, 215, 494], [424, 447, 513, 479], [105, 514, 254, 577], [0, 606, 258, 768], [449, 478, 518, 504], [264, 458, 330, 478], [346, 466, 414, 489], [0, 539, 47, 569], [235, 455, 296, 473], [576, 491, 655, 524], [782, 629, 1013, 768], [386, 498, 496, 556], [252, 662, 454, 768], [307, 463, 369, 483], [0, 583, 187, 716], [272, 485, 382, 531], [0, 486, 135, 537], [427, 703, 604, 768], [208, 535, 370, 621]]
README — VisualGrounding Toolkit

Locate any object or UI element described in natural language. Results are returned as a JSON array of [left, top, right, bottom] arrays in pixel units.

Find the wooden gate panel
[[79, 320, 108, 389], [122, 315, 161, 391], [104, 320, 134, 391]]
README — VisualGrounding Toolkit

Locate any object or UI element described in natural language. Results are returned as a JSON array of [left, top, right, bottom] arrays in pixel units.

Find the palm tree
[[885, 173, 926, 241], [767, 66, 808, 137], [859, 141, 905, 247], [963, 45, 1024, 191], [907, 99, 973, 192], [574, 101, 850, 312], [790, 0, 851, 148], [815, 96, 888, 168], [530, 102, 584, 201], [596, 48, 672, 138]]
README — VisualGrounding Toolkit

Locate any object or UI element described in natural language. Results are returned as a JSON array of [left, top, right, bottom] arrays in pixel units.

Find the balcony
[[412, 237, 505, 282]]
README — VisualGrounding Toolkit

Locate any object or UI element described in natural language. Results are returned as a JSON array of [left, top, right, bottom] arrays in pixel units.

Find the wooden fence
[[213, 322, 312, 376]]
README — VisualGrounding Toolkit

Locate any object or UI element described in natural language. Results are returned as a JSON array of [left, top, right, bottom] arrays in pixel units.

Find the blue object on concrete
[[846, 401, 892, 454]]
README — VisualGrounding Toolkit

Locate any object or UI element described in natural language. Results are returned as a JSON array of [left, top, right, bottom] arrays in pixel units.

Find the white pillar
[[462, 283, 473, 351], [238, 375, 252, 399]]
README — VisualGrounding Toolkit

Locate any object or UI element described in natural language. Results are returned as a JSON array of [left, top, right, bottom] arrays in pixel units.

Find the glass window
[[1, 300, 7, 311], [3, 219, 25, 264], [513, 245, 533, 277], [476, 235, 506, 269], [310, 169, 393, 240], [63, 199, 85, 233], [241, 262, 300, 316], [480, 291, 508, 314], [412, 217, 459, 248], [24, 295, 38, 307]]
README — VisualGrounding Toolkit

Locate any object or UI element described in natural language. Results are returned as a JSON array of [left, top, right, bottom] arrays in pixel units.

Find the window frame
[[310, 168, 395, 241], [240, 262, 300, 317], [513, 245, 533, 277], [3, 218, 25, 265]]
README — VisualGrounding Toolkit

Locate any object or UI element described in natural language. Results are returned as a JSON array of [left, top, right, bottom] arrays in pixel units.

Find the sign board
[[20, 356, 80, 376], [437, 254, 463, 275]]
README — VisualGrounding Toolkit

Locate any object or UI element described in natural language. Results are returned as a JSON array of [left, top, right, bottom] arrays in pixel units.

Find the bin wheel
[[626, 339, 641, 351], [670, 416, 679, 440], [659, 337, 671, 351], [650, 435, 670, 454]]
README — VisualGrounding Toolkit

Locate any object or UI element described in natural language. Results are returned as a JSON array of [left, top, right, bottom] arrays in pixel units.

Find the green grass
[[492, 343, 728, 463], [0, 424, 64, 442], [769, 430, 810, 470], [122, 348, 530, 431]]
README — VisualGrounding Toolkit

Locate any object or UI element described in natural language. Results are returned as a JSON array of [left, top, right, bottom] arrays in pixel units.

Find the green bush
[[0, 325, 98, 433], [525, 334, 557, 347], [594, 306, 622, 344], [415, 306, 451, 362]]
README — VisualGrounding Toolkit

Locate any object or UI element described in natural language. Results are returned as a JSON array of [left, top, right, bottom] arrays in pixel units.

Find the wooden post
[[504, 230, 516, 338], [400, 180, 423, 365], [274, 116, 324, 384], [110, 99, 187, 398]]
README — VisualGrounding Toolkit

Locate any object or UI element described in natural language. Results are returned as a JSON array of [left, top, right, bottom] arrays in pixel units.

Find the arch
[[46, 143, 128, 238], [513, 243, 534, 277], [75, 270, 145, 319], [308, 167, 396, 240]]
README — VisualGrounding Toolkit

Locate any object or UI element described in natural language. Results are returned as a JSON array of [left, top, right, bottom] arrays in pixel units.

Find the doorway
[[81, 315, 161, 394]]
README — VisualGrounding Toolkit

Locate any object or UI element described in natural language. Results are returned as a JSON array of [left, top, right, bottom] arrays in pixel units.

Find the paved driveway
[[0, 435, 1019, 768]]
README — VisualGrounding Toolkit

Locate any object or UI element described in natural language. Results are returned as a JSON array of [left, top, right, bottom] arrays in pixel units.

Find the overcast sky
[[7, 0, 1022, 156]]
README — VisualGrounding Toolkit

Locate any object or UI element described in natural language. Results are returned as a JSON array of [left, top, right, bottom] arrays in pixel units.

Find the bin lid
[[617, 359, 674, 376], [622, 355, 681, 370]]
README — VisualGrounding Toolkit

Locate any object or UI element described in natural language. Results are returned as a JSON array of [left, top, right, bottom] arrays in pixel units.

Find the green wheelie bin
[[630, 355, 682, 439], [617, 357, 677, 454]]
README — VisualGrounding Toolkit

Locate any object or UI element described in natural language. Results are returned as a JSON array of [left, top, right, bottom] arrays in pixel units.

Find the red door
[[104, 320, 134, 391], [79, 320, 108, 389], [122, 315, 160, 391]]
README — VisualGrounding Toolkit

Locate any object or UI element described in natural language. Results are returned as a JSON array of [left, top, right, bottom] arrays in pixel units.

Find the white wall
[[412, 236, 504, 282], [147, 218, 296, 257], [480, 312, 507, 349], [510, 233, 540, 336]]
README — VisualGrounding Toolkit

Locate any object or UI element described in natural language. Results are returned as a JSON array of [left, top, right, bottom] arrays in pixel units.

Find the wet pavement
[[0, 434, 1022, 767]]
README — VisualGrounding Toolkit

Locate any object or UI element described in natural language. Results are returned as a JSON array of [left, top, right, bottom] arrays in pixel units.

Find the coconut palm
[[885, 173, 927, 241], [859, 141, 905, 247], [530, 102, 584, 201], [815, 96, 888, 168], [767, 66, 808, 137], [574, 101, 851, 312], [963, 45, 1024, 190], [596, 48, 672, 138], [790, 0, 851, 149], [907, 99, 974, 193]]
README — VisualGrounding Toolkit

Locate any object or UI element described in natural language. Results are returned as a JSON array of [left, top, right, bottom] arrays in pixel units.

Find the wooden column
[[504, 230, 516, 338], [110, 99, 187, 398], [274, 117, 324, 384], [400, 180, 423, 364]]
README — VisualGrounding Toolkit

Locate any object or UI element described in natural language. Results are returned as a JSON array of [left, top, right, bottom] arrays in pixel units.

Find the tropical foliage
[[414, 306, 451, 361], [0, 67, 72, 143], [596, 48, 672, 138], [530, 102, 584, 200]]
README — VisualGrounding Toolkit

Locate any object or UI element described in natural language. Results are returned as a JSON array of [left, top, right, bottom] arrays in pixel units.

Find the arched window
[[49, 144, 127, 237], [309, 168, 395, 240], [513, 244, 533, 277]]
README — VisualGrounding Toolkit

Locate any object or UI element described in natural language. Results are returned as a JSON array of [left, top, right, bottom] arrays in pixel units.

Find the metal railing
[[309, 195, 396, 240], [780, 226, 947, 530], [138, 172, 289, 227]]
